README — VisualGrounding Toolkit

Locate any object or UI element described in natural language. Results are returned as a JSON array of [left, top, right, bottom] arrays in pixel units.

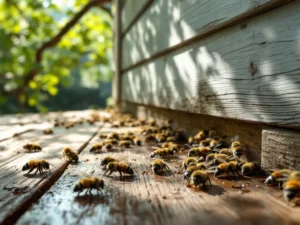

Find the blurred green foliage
[[0, 0, 113, 114]]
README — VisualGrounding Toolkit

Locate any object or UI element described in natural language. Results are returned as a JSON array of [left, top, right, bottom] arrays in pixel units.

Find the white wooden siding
[[121, 0, 148, 33], [122, 1, 300, 127], [121, 0, 285, 69]]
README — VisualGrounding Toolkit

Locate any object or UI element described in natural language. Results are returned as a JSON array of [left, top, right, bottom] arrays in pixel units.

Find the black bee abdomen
[[22, 163, 29, 171], [127, 167, 134, 175]]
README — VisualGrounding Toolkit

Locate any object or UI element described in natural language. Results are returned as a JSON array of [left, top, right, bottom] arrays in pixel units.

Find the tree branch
[[12, 0, 111, 98], [98, 5, 112, 17]]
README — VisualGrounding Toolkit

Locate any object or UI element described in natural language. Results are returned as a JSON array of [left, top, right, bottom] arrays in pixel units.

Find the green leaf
[[29, 80, 38, 89], [28, 97, 38, 106], [47, 86, 58, 96]]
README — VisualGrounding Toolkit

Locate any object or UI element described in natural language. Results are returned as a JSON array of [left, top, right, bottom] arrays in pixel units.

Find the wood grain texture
[[121, 0, 292, 69], [121, 0, 148, 33], [122, 1, 300, 128], [0, 114, 100, 224], [16, 126, 300, 225], [262, 128, 300, 170]]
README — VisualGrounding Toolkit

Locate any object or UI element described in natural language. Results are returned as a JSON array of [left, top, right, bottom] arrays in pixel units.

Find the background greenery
[[0, 0, 113, 114]]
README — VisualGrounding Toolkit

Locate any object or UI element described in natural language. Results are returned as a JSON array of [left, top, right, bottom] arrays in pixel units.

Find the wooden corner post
[[113, 0, 122, 108]]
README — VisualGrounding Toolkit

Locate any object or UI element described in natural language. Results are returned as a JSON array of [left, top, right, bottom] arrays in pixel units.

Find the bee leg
[[119, 171, 123, 180], [89, 189, 92, 195], [207, 177, 212, 186], [27, 167, 35, 174], [107, 170, 114, 177], [85, 189, 89, 195], [164, 164, 171, 172], [34, 167, 39, 174], [103, 169, 109, 176]]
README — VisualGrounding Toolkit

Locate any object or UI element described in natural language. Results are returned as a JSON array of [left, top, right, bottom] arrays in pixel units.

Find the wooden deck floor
[[0, 110, 299, 225]]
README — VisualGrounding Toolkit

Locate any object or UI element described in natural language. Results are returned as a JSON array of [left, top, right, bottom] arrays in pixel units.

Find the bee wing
[[152, 146, 160, 150], [212, 148, 221, 153], [215, 157, 227, 164], [184, 144, 194, 149], [207, 169, 217, 174], [212, 143, 223, 150], [234, 135, 239, 142], [116, 156, 127, 163], [276, 177, 290, 182], [78, 171, 92, 178], [265, 168, 278, 173]]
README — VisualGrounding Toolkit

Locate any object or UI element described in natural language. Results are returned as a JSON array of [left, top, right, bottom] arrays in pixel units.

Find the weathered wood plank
[[261, 128, 300, 170], [122, 1, 300, 128], [16, 126, 300, 225], [121, 0, 148, 33], [0, 109, 94, 126], [0, 113, 102, 224], [121, 0, 292, 69]]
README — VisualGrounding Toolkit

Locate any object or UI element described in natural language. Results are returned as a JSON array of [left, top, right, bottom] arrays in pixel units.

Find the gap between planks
[[0, 124, 104, 225]]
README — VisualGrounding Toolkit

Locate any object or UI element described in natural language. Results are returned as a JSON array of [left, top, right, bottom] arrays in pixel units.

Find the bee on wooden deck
[[150, 147, 175, 158], [264, 169, 292, 189], [205, 153, 230, 164], [74, 173, 106, 195], [150, 159, 171, 175], [101, 156, 119, 167], [182, 157, 198, 170], [194, 130, 209, 142], [64, 122, 75, 129], [104, 162, 134, 179], [213, 148, 232, 156], [133, 137, 142, 146], [147, 119, 156, 126], [43, 129, 53, 135], [102, 139, 118, 145], [120, 134, 133, 142], [23, 143, 42, 152], [61, 147, 78, 162], [107, 132, 120, 140], [90, 143, 103, 153], [212, 161, 241, 177], [104, 143, 113, 151], [144, 134, 156, 142], [283, 179, 300, 202], [155, 133, 167, 143], [99, 134, 108, 139], [186, 170, 211, 189], [229, 135, 244, 158], [187, 146, 210, 158], [240, 161, 260, 176], [22, 159, 51, 174], [184, 163, 207, 180], [119, 140, 131, 148]]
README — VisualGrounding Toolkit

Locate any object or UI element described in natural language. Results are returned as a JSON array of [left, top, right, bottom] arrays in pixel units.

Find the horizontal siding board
[[122, 1, 300, 127], [121, 0, 285, 69], [121, 0, 148, 33]]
